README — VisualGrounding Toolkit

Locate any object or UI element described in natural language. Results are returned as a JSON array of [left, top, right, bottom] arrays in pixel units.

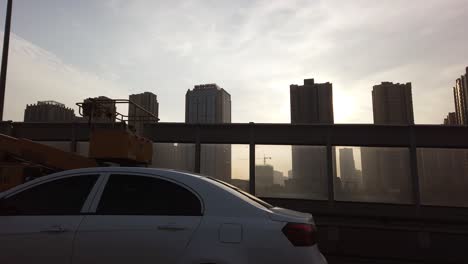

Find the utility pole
[[0, 0, 13, 121]]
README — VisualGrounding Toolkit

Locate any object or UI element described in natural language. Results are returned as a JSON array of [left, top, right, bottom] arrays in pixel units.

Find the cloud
[[101, 0, 467, 124], [3, 33, 131, 121], [4, 0, 468, 124]]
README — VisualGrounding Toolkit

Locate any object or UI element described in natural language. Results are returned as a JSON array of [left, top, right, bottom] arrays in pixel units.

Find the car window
[[96, 174, 202, 216], [0, 175, 99, 215], [205, 177, 274, 209]]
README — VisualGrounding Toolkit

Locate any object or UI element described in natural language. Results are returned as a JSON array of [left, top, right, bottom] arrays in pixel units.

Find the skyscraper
[[186, 84, 231, 124], [186, 84, 231, 182], [444, 112, 457, 125], [361, 82, 414, 203], [255, 164, 275, 196], [339, 148, 360, 191], [24, 101, 76, 122], [372, 82, 414, 124], [290, 78, 334, 124], [453, 67, 468, 125], [289, 78, 333, 199], [128, 92, 159, 135]]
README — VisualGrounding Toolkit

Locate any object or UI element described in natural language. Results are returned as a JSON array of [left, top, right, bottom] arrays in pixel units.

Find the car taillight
[[282, 223, 317, 246]]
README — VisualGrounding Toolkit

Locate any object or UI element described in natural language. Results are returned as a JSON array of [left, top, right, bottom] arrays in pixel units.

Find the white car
[[0, 167, 327, 264]]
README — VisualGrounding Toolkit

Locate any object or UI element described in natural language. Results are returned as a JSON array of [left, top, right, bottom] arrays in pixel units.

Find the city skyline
[[17, 70, 467, 125], [1, 0, 467, 124]]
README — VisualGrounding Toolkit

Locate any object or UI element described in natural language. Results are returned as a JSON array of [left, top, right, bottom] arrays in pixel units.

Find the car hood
[[268, 207, 315, 224]]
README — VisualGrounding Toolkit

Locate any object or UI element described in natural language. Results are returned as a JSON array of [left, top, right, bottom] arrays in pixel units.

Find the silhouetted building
[[290, 78, 334, 124], [453, 67, 468, 125], [444, 112, 457, 125], [151, 143, 195, 172], [273, 170, 286, 186], [417, 149, 468, 207], [256, 164, 274, 196], [361, 82, 414, 202], [186, 83, 231, 124], [361, 147, 411, 203], [339, 148, 360, 190], [372, 82, 414, 125], [128, 92, 159, 135], [289, 78, 332, 199], [186, 84, 231, 182], [24, 101, 75, 122], [231, 179, 249, 192]]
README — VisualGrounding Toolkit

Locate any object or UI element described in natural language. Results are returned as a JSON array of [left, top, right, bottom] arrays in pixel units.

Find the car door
[[0, 174, 101, 264], [72, 173, 203, 264]]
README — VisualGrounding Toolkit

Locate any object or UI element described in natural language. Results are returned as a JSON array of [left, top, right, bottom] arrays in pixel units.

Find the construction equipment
[[0, 128, 153, 191], [0, 97, 157, 191], [0, 133, 98, 191]]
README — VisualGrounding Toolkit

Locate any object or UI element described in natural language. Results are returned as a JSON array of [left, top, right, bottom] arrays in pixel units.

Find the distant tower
[[444, 112, 457, 125], [185, 83, 231, 124], [255, 164, 275, 196], [185, 84, 231, 182], [289, 78, 333, 198], [361, 82, 414, 203], [128, 92, 159, 135], [453, 67, 468, 125], [339, 148, 360, 191], [24, 101, 76, 122], [372, 82, 414, 125], [290, 78, 334, 124]]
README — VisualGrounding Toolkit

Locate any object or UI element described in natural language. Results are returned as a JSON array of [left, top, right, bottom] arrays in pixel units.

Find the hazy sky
[[1, 0, 467, 124]]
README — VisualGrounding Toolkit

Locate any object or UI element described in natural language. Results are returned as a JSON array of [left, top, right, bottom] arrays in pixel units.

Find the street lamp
[[0, 0, 13, 121]]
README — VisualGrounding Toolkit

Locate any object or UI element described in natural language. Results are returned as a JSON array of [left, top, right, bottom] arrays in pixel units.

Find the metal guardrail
[[2, 121, 468, 263]]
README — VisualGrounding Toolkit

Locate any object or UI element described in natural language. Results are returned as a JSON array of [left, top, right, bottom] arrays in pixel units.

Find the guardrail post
[[70, 122, 77, 153], [326, 127, 335, 206], [409, 126, 421, 207], [195, 125, 201, 173], [249, 122, 255, 195]]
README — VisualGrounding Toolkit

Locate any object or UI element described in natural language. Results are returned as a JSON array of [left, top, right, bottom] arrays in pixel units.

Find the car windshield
[[205, 177, 273, 209]]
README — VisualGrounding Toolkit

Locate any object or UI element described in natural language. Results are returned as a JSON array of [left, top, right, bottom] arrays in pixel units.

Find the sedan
[[0, 167, 327, 264]]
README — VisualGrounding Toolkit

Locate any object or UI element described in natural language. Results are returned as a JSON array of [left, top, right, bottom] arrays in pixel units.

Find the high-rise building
[[185, 84, 231, 182], [453, 67, 468, 125], [372, 82, 414, 124], [361, 82, 414, 203], [186, 84, 231, 124], [417, 148, 468, 207], [290, 78, 334, 124], [24, 101, 76, 122], [444, 112, 457, 125], [128, 92, 159, 135], [289, 78, 333, 199], [255, 164, 275, 196], [339, 148, 360, 190], [273, 170, 286, 186]]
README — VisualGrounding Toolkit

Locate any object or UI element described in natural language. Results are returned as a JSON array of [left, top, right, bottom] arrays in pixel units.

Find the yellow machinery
[[0, 97, 156, 191], [0, 129, 153, 192], [89, 128, 153, 165], [0, 133, 98, 191]]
